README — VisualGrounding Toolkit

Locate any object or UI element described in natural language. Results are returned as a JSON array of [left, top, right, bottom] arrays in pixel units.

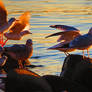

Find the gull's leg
[[1, 39, 8, 47], [18, 60, 23, 69], [0, 33, 4, 46], [1, 33, 3, 43], [64, 52, 70, 56], [66, 52, 70, 56], [0, 34, 2, 44], [64, 52, 67, 56], [87, 49, 90, 58], [82, 50, 85, 58]]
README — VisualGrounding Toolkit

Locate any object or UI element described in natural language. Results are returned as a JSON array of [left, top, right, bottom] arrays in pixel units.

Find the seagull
[[48, 42, 76, 56], [3, 30, 32, 47], [4, 30, 32, 40], [48, 27, 92, 58], [0, 0, 16, 45], [4, 39, 33, 68], [46, 25, 81, 56], [3, 11, 31, 47], [45, 25, 81, 43], [69, 27, 92, 58]]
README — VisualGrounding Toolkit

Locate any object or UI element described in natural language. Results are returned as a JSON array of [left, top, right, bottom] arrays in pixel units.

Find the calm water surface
[[3, 0, 92, 76]]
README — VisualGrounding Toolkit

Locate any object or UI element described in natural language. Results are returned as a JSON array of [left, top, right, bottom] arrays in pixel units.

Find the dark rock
[[60, 54, 90, 79], [60, 54, 92, 92], [42, 75, 67, 92], [3, 53, 92, 92], [2, 54, 19, 72], [5, 68, 52, 92], [42, 75, 91, 92]]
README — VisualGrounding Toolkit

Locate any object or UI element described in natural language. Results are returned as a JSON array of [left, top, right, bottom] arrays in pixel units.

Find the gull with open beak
[[3, 11, 32, 47]]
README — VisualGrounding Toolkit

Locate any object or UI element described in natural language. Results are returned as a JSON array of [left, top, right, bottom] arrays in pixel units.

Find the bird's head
[[88, 27, 92, 35], [26, 39, 33, 46], [50, 25, 61, 28], [24, 30, 32, 34], [8, 18, 16, 23], [20, 30, 32, 36]]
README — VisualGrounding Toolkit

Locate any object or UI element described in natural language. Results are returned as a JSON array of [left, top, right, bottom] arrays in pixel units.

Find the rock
[[5, 68, 52, 92], [60, 54, 92, 91], [42, 75, 91, 92], [2, 55, 21, 72], [42, 54, 92, 92], [60, 54, 90, 78]]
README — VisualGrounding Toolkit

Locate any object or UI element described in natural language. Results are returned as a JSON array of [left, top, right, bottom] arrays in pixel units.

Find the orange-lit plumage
[[3, 11, 31, 46], [4, 39, 33, 68], [0, 0, 16, 46], [0, 0, 7, 27], [10, 11, 30, 34], [0, 0, 16, 33]]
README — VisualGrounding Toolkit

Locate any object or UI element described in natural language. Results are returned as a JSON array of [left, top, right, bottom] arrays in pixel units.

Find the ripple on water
[[2, 0, 92, 75]]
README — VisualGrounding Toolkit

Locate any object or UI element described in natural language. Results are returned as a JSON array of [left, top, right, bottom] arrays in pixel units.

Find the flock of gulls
[[46, 25, 92, 58], [0, 0, 92, 92]]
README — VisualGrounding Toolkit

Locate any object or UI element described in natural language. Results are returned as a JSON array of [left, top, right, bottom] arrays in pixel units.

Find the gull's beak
[[29, 32, 32, 34], [27, 30, 32, 34], [45, 32, 63, 38], [49, 25, 56, 28], [24, 30, 32, 34]]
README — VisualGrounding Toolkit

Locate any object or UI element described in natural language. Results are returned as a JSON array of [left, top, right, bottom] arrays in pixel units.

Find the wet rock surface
[[5, 69, 52, 92], [43, 54, 92, 92], [1, 54, 92, 92]]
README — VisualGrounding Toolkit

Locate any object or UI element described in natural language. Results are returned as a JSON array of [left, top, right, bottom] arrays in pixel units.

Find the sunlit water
[[3, 0, 92, 76]]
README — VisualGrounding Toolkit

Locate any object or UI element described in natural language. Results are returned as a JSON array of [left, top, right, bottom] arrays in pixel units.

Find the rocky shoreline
[[0, 54, 92, 92]]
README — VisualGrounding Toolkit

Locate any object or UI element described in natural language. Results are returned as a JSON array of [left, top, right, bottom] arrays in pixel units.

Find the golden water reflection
[[3, 0, 92, 75]]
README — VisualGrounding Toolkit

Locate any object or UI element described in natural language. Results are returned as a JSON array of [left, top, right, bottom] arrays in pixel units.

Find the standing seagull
[[3, 11, 31, 46], [69, 27, 92, 58], [45, 25, 81, 43], [48, 42, 76, 56], [46, 25, 81, 56], [4, 39, 33, 68], [0, 0, 16, 45], [48, 27, 92, 58]]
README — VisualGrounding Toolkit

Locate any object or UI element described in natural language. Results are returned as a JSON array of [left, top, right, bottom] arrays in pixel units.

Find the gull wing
[[0, 0, 7, 27], [48, 42, 76, 52], [19, 11, 30, 25], [10, 11, 30, 33], [50, 25, 80, 32], [45, 31, 81, 42], [69, 34, 92, 49]]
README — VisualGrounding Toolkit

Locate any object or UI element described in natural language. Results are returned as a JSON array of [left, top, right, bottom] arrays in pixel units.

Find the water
[[3, 0, 92, 76]]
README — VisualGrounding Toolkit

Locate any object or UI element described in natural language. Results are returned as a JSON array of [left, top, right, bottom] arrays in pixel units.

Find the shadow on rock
[[5, 68, 52, 92]]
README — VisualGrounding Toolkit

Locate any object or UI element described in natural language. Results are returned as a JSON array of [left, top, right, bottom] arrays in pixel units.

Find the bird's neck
[[26, 44, 33, 47]]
